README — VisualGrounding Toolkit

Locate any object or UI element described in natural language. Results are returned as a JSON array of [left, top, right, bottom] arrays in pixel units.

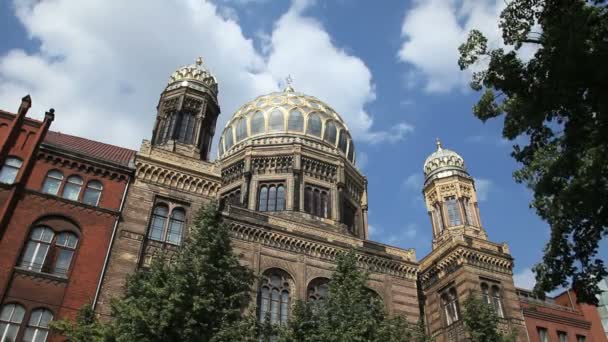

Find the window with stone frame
[[440, 287, 460, 326], [19, 226, 79, 277], [258, 269, 292, 325], [445, 196, 462, 226], [537, 327, 548, 342], [304, 184, 331, 219], [481, 282, 505, 318], [432, 202, 444, 234], [258, 182, 286, 212], [147, 201, 188, 246], [176, 112, 196, 144], [462, 197, 477, 227]]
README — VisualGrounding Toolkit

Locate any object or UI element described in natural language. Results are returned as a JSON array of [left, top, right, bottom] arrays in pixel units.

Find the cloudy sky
[[2, 0, 605, 291]]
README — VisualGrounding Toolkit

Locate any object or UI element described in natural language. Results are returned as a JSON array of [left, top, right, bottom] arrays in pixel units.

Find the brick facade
[[0, 96, 135, 342]]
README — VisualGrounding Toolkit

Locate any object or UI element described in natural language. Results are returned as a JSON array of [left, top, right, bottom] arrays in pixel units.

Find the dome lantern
[[165, 57, 218, 101], [423, 138, 468, 183]]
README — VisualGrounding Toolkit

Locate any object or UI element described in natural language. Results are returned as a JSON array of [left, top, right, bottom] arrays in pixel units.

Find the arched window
[[307, 113, 322, 137], [481, 283, 491, 304], [441, 288, 460, 326], [288, 110, 304, 132], [259, 270, 291, 325], [304, 184, 330, 218], [53, 232, 78, 276], [258, 186, 268, 212], [62, 175, 83, 201], [219, 137, 225, 155], [250, 111, 265, 135], [177, 112, 196, 144], [20, 226, 79, 276], [342, 200, 356, 233], [445, 196, 462, 226], [224, 128, 234, 150], [268, 109, 284, 131], [347, 141, 355, 162], [307, 278, 329, 302], [83, 180, 103, 206], [167, 208, 185, 245], [0, 157, 22, 184], [0, 303, 25, 342], [41, 170, 63, 195], [258, 183, 285, 212], [163, 112, 178, 142], [20, 227, 54, 272], [148, 205, 169, 242], [491, 285, 504, 318], [23, 308, 53, 342], [338, 131, 348, 153], [276, 185, 285, 211], [236, 117, 248, 141], [323, 121, 337, 144], [147, 205, 186, 245]]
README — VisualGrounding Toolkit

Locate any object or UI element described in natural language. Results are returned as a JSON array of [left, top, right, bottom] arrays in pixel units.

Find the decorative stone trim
[[301, 157, 337, 182], [221, 160, 245, 184], [37, 152, 129, 181], [252, 155, 293, 174], [228, 220, 418, 280], [419, 246, 513, 289], [135, 160, 220, 197]]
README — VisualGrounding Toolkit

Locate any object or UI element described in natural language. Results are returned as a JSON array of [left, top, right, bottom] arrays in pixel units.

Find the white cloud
[[363, 122, 414, 144], [402, 173, 423, 192], [514, 267, 536, 290], [398, 0, 529, 93], [0, 0, 402, 153], [474, 178, 492, 201]]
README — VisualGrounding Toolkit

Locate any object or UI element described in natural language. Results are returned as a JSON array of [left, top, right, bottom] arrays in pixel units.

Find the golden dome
[[423, 139, 467, 181], [165, 57, 218, 98], [219, 85, 355, 164]]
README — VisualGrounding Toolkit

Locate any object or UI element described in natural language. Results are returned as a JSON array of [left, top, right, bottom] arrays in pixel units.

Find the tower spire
[[436, 137, 442, 151], [284, 75, 295, 92]]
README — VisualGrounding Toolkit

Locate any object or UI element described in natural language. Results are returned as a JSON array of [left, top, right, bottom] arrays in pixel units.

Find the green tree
[[458, 0, 608, 303], [49, 304, 109, 342], [278, 250, 431, 342], [462, 295, 515, 342], [110, 202, 255, 341]]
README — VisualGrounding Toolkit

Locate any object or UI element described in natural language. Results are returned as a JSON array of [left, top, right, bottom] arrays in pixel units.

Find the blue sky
[[1, 0, 605, 291]]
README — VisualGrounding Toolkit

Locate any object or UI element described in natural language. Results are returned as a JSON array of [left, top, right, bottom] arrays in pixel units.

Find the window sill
[[14, 266, 69, 283]]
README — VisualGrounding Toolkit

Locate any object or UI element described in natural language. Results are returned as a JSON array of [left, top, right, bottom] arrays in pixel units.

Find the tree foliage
[[109, 202, 255, 341], [49, 304, 109, 342], [462, 295, 515, 342], [459, 0, 608, 303], [278, 251, 432, 342]]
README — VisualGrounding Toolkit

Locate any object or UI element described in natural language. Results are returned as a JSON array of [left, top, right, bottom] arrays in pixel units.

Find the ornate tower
[[423, 139, 487, 248], [418, 140, 527, 342], [151, 57, 220, 160]]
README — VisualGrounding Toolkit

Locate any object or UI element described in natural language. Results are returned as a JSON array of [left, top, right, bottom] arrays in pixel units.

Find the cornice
[[37, 148, 132, 181], [224, 207, 418, 280], [135, 158, 221, 197]]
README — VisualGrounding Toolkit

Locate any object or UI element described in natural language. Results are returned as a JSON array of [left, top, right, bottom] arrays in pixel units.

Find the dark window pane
[[250, 111, 265, 135], [288, 110, 304, 132], [338, 131, 348, 153], [259, 186, 268, 211], [323, 121, 337, 144], [307, 114, 322, 137], [276, 186, 285, 211], [268, 186, 277, 211], [236, 118, 248, 141], [268, 109, 284, 131]]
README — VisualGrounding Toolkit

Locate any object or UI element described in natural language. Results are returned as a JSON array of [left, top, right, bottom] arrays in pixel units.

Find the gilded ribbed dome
[[423, 139, 467, 180], [165, 57, 218, 98], [218, 85, 355, 164]]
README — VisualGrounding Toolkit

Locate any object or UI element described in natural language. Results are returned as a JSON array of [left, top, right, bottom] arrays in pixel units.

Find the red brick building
[[0, 96, 135, 342], [518, 288, 608, 342]]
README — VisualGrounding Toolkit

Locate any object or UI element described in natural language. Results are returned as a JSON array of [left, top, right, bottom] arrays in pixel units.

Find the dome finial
[[284, 75, 295, 92], [436, 137, 442, 151], [195, 57, 203, 66]]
